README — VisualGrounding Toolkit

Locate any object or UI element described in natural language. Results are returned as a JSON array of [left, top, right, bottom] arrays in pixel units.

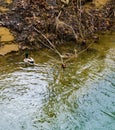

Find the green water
[[0, 33, 115, 130]]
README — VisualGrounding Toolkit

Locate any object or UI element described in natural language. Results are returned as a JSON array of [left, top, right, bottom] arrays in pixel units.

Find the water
[[0, 33, 115, 130]]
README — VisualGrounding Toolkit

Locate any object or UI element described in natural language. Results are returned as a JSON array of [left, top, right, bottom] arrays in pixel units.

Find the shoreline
[[0, 0, 115, 55]]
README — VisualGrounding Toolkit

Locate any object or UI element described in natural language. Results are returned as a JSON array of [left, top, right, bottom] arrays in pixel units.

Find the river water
[[0, 33, 115, 130]]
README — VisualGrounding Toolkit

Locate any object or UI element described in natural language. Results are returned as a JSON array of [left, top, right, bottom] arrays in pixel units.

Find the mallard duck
[[60, 49, 77, 59], [24, 52, 35, 65]]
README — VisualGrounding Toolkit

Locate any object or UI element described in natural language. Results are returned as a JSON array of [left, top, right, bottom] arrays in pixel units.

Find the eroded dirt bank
[[0, 27, 19, 55], [0, 0, 115, 55]]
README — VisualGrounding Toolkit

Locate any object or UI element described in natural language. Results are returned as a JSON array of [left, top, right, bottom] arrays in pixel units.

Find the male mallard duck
[[24, 52, 35, 65]]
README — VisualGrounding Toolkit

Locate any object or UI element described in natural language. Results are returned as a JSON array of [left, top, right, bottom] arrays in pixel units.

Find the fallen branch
[[34, 27, 64, 64], [65, 42, 93, 63]]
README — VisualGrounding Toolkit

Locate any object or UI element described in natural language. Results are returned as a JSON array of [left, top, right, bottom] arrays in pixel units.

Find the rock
[[0, 44, 19, 55]]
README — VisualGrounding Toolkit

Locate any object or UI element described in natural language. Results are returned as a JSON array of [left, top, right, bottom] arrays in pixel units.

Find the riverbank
[[0, 0, 115, 55]]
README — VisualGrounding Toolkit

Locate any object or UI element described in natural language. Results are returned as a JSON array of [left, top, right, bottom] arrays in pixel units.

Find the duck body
[[61, 49, 78, 59], [24, 57, 35, 65]]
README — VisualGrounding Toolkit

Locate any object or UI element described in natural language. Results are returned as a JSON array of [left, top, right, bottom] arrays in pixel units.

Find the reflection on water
[[0, 33, 115, 130]]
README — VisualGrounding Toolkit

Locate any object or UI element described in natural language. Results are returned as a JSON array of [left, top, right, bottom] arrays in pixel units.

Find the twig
[[55, 8, 78, 41], [34, 27, 64, 64], [65, 43, 93, 63], [77, 42, 93, 55]]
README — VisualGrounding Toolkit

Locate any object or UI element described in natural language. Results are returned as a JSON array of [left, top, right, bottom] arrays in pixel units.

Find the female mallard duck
[[24, 52, 35, 65], [60, 49, 77, 59]]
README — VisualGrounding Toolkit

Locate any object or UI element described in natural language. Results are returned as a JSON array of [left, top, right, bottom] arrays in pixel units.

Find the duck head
[[25, 52, 29, 58]]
